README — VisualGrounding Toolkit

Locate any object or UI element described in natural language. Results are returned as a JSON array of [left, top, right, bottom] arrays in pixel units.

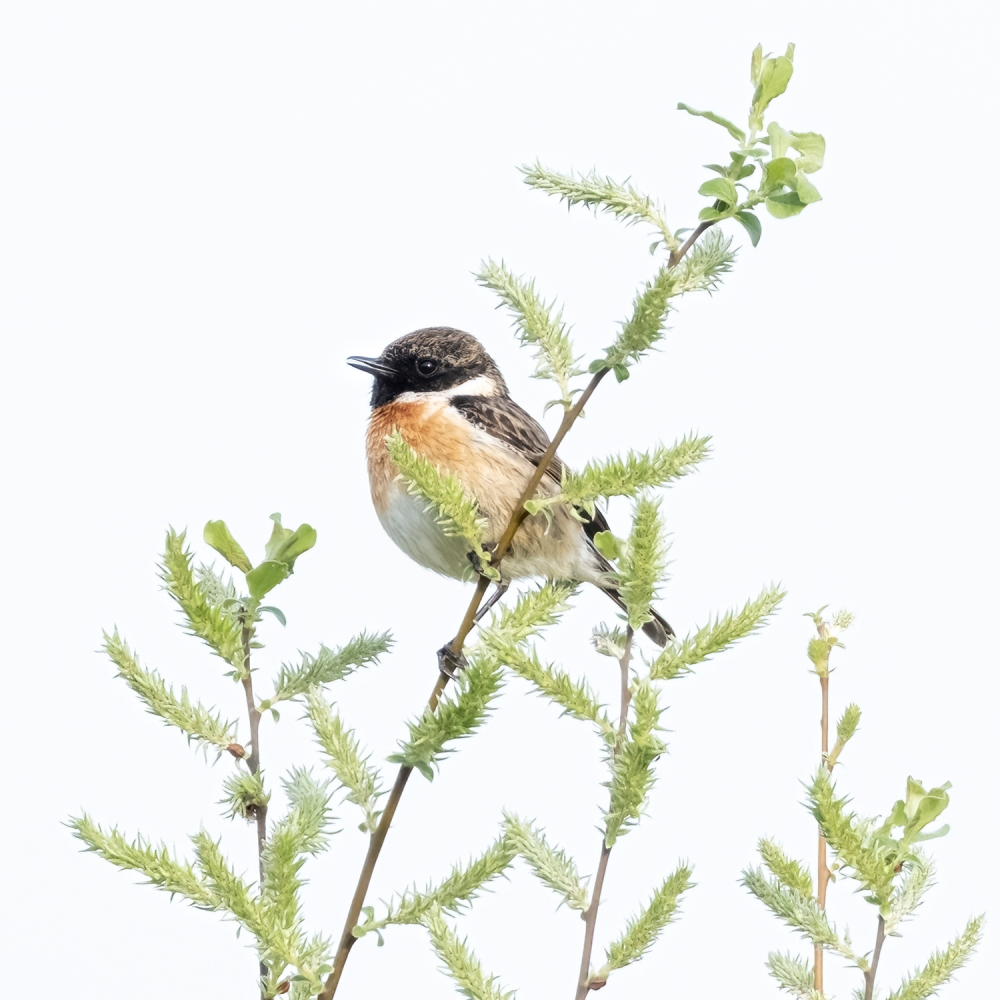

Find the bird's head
[[348, 327, 507, 407]]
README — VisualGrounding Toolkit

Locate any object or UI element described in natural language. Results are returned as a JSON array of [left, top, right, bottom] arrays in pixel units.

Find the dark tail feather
[[602, 586, 674, 647]]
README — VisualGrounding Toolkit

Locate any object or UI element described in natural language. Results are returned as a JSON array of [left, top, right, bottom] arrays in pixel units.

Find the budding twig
[[319, 226, 712, 1000], [239, 620, 269, 992], [575, 625, 634, 1000]]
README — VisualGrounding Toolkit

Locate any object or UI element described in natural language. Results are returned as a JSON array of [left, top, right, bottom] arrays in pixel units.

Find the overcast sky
[[2, 2, 997, 998]]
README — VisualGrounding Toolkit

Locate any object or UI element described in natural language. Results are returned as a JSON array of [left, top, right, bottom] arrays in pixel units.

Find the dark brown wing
[[450, 395, 673, 642], [450, 392, 612, 534], [450, 394, 565, 484]]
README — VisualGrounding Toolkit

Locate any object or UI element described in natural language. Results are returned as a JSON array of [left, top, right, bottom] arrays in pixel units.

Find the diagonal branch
[[575, 626, 633, 999], [318, 223, 714, 1000]]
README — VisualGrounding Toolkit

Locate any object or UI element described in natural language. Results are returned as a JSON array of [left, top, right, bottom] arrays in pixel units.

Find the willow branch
[[320, 226, 712, 1000], [239, 621, 268, 990], [575, 625, 634, 999], [863, 916, 886, 1000]]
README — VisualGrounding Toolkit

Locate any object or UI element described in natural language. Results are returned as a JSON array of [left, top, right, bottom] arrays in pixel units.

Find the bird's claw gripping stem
[[437, 644, 468, 679]]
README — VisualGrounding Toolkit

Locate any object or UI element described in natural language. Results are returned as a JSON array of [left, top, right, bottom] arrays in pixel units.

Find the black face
[[348, 327, 506, 407]]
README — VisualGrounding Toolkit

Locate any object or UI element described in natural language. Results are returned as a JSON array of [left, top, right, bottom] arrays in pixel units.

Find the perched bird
[[349, 327, 673, 645]]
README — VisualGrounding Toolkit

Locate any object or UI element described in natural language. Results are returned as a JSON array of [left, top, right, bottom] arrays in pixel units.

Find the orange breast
[[366, 398, 474, 514]]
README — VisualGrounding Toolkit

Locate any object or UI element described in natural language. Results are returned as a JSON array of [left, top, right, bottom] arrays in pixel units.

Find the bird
[[348, 327, 673, 647]]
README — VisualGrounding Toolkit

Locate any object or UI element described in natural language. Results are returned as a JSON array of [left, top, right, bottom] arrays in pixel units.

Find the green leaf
[[246, 560, 290, 599], [593, 530, 622, 560], [203, 521, 253, 573], [764, 157, 797, 189], [734, 211, 762, 247], [750, 44, 763, 85], [258, 605, 287, 626], [766, 122, 793, 159], [790, 131, 825, 172], [766, 192, 808, 218], [697, 177, 739, 205], [263, 514, 317, 570], [697, 206, 728, 222], [752, 54, 794, 123], [676, 103, 746, 142], [887, 777, 952, 847], [794, 172, 822, 205]]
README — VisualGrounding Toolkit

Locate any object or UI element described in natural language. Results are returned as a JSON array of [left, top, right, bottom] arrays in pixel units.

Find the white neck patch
[[390, 374, 503, 406], [441, 374, 501, 398]]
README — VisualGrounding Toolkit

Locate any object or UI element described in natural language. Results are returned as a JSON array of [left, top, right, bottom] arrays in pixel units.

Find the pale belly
[[377, 478, 605, 585], [377, 486, 471, 580], [366, 395, 607, 585]]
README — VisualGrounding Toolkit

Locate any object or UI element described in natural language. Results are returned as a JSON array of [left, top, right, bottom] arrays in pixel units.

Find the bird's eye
[[416, 358, 438, 377]]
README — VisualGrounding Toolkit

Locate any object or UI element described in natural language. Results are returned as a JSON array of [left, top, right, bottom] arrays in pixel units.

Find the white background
[[1, 2, 996, 997]]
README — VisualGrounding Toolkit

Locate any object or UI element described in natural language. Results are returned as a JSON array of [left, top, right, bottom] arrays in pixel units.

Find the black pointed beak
[[347, 356, 397, 378]]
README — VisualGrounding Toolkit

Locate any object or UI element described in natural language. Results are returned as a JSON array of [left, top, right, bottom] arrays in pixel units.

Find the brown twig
[[240, 622, 269, 992], [862, 915, 886, 1000], [320, 225, 713, 1000], [575, 625, 634, 999], [668, 221, 714, 268], [318, 370, 607, 1000]]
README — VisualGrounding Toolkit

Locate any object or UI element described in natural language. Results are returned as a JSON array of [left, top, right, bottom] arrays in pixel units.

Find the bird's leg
[[437, 579, 508, 681], [437, 643, 468, 680], [466, 541, 498, 578], [473, 581, 509, 624]]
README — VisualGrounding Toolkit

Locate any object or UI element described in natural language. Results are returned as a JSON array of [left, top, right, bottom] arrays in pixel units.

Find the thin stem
[[616, 626, 634, 740], [319, 374, 609, 1000], [813, 623, 833, 993], [576, 845, 612, 998], [318, 670, 451, 1000], [575, 626, 634, 998], [321, 224, 713, 1000], [862, 916, 886, 1000], [240, 622, 269, 992], [668, 220, 714, 267]]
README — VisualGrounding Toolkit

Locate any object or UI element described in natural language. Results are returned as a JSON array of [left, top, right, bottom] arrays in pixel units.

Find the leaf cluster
[[649, 584, 785, 680], [521, 161, 677, 252], [677, 42, 825, 246], [355, 834, 517, 939], [423, 905, 515, 1000], [524, 434, 710, 519], [264, 632, 392, 708], [477, 258, 582, 408], [604, 679, 665, 846], [205, 514, 317, 601], [305, 688, 384, 833], [747, 611, 981, 1000], [588, 231, 735, 378], [104, 630, 238, 755], [503, 813, 589, 913], [160, 529, 244, 669], [597, 864, 693, 976], [808, 771, 952, 912]]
